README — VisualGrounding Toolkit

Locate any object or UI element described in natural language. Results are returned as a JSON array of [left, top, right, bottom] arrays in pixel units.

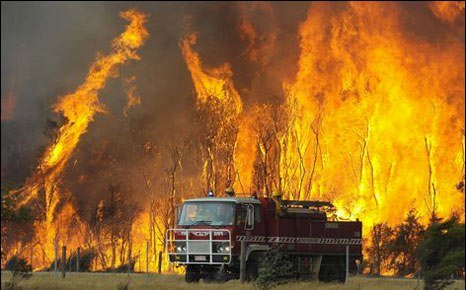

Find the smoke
[[1, 2, 464, 221]]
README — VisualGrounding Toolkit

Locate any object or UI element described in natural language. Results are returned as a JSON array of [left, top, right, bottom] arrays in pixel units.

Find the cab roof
[[185, 197, 261, 204]]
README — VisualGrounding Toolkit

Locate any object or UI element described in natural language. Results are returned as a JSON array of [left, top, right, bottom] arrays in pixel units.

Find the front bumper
[[166, 228, 232, 265]]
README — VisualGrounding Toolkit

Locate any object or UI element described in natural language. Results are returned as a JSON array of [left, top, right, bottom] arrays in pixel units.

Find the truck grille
[[166, 229, 231, 265], [188, 241, 210, 253]]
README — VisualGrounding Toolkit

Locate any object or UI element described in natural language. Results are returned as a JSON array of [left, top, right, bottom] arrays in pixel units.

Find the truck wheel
[[185, 265, 200, 283], [246, 260, 259, 281], [319, 257, 345, 283]]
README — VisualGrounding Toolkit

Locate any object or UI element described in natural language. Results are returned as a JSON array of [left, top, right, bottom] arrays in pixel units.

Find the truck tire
[[246, 251, 266, 281], [246, 260, 259, 281], [319, 257, 345, 283], [185, 265, 200, 283]]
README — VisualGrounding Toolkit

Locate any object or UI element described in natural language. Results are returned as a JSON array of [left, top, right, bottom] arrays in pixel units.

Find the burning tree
[[181, 31, 243, 195]]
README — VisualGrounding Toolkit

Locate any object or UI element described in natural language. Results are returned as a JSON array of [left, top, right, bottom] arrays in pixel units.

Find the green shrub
[[254, 251, 294, 290]]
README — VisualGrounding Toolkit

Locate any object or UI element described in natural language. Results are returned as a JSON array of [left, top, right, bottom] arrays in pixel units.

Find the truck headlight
[[216, 243, 230, 253], [175, 243, 186, 253]]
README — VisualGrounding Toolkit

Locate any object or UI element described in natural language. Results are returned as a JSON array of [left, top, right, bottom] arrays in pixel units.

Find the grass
[[0, 272, 464, 290]]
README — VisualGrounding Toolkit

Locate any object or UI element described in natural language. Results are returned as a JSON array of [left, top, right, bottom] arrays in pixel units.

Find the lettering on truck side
[[236, 236, 362, 245]]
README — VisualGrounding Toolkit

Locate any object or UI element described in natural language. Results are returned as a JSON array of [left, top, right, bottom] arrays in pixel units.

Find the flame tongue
[[180, 32, 243, 116], [22, 9, 148, 205], [15, 9, 149, 266]]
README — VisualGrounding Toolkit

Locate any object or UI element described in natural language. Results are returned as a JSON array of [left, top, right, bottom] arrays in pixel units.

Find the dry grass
[[0, 272, 464, 290]]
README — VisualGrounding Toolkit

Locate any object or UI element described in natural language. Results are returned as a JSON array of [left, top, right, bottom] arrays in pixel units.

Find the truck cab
[[166, 194, 362, 283], [167, 197, 260, 281]]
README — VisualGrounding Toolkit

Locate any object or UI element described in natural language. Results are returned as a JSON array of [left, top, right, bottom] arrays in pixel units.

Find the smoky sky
[[1, 2, 464, 215]]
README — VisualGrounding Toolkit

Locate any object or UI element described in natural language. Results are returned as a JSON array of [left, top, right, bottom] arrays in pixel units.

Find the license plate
[[194, 256, 206, 261]]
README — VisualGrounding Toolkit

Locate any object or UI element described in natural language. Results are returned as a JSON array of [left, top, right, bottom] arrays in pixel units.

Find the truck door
[[236, 203, 264, 236]]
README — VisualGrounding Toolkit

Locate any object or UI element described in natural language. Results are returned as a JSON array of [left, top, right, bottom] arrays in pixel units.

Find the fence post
[[69, 248, 72, 272], [54, 244, 58, 283], [158, 251, 162, 274], [345, 245, 349, 285], [145, 241, 149, 284], [76, 247, 80, 272], [240, 241, 246, 283]]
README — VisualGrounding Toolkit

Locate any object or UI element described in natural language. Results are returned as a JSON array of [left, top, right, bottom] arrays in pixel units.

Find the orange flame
[[283, 2, 464, 228], [180, 32, 243, 116], [429, 1, 465, 24], [15, 8, 149, 268], [237, 2, 277, 68], [123, 76, 142, 117]]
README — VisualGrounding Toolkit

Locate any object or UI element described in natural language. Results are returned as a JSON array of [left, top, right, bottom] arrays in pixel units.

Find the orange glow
[[12, 9, 149, 269], [180, 32, 243, 115], [237, 2, 277, 68], [429, 1, 465, 24], [123, 76, 141, 117], [281, 2, 464, 230]]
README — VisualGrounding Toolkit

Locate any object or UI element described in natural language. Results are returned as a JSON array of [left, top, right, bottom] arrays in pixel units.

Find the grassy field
[[1, 272, 464, 290]]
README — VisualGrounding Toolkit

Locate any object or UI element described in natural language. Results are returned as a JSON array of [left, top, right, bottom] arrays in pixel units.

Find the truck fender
[[246, 244, 270, 262]]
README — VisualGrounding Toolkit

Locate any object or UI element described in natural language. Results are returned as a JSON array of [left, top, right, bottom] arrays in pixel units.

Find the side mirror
[[245, 204, 254, 230], [176, 204, 182, 222]]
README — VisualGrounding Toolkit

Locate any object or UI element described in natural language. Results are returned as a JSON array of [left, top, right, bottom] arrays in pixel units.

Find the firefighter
[[271, 191, 284, 216], [225, 187, 235, 197]]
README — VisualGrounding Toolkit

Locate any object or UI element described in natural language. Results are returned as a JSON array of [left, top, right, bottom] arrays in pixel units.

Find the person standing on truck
[[225, 187, 235, 197], [272, 191, 284, 216]]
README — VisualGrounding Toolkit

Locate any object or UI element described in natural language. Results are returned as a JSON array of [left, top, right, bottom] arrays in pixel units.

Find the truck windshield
[[179, 201, 235, 226]]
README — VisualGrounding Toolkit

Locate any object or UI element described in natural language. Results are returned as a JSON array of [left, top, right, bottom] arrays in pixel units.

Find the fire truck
[[166, 192, 362, 282]]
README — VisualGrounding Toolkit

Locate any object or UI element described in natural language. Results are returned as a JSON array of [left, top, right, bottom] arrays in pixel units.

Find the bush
[[254, 251, 294, 290], [113, 258, 136, 273], [47, 248, 95, 272], [4, 255, 32, 290], [417, 215, 465, 290]]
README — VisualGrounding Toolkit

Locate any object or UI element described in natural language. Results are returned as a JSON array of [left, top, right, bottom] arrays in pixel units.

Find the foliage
[[255, 251, 294, 290], [47, 248, 96, 272], [1, 184, 36, 261], [366, 209, 425, 276], [1, 184, 35, 223], [387, 209, 425, 276], [4, 255, 33, 290], [367, 223, 394, 275], [417, 214, 465, 290]]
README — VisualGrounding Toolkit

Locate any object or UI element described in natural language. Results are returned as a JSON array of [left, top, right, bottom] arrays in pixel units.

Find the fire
[[176, 3, 464, 275], [123, 76, 142, 117], [429, 1, 465, 24], [12, 9, 149, 269], [180, 31, 243, 192], [182, 2, 464, 234], [237, 2, 277, 68], [282, 2, 464, 229], [180, 32, 243, 115]]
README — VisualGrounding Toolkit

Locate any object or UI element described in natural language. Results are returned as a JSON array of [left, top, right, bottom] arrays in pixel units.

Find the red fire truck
[[166, 193, 362, 282]]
